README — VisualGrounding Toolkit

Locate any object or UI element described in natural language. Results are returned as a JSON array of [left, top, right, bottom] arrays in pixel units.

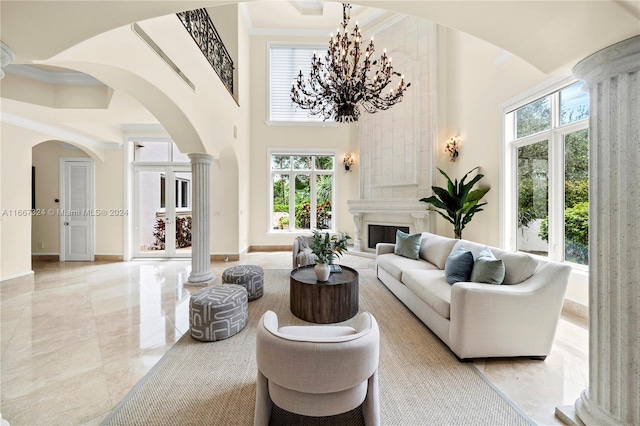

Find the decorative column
[[187, 153, 214, 285], [557, 36, 640, 426], [352, 214, 363, 251]]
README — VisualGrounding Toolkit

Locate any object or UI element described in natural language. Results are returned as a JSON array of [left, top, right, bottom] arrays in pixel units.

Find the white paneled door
[[60, 158, 94, 261]]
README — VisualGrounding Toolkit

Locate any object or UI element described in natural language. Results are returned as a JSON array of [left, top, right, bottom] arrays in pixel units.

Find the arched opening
[[31, 140, 95, 262]]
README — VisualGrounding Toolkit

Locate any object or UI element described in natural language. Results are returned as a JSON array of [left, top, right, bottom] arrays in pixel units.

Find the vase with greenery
[[419, 167, 490, 239], [310, 229, 351, 281]]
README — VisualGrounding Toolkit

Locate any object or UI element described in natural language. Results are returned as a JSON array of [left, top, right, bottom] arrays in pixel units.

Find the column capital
[[187, 152, 214, 164], [573, 35, 640, 87]]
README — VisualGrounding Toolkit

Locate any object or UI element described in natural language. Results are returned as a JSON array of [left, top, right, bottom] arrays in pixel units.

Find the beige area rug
[[102, 268, 535, 426]]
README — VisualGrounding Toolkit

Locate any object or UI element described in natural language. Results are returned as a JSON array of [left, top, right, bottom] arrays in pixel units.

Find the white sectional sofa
[[376, 232, 571, 360]]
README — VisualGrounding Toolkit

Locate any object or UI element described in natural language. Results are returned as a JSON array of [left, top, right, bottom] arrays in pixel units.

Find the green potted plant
[[310, 229, 351, 281], [420, 167, 490, 239]]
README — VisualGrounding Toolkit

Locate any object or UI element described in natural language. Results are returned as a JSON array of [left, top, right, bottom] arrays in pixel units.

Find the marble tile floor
[[0, 252, 588, 426]]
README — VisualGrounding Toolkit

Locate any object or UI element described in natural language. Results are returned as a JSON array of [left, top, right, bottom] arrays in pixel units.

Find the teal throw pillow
[[470, 246, 506, 285], [444, 245, 474, 284], [394, 230, 421, 260]]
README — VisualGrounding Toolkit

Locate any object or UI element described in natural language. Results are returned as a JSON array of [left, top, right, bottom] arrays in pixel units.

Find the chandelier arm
[[290, 1, 409, 123]]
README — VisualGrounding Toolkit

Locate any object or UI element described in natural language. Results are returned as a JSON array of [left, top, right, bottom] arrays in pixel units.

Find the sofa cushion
[[444, 245, 474, 284], [402, 270, 452, 319], [419, 233, 458, 269], [377, 253, 436, 282], [394, 230, 421, 260], [470, 246, 505, 285], [494, 251, 538, 285], [454, 240, 538, 285]]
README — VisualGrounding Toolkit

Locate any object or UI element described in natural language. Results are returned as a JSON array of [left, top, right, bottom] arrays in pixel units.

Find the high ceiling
[[1, 1, 638, 148], [242, 1, 398, 35], [2, 1, 638, 73]]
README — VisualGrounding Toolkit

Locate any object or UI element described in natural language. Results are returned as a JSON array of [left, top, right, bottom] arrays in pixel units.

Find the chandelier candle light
[[291, 3, 410, 123]]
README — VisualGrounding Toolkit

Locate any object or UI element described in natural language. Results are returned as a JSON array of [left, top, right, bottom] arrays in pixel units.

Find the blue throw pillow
[[394, 230, 421, 260], [470, 246, 505, 285], [444, 245, 474, 284]]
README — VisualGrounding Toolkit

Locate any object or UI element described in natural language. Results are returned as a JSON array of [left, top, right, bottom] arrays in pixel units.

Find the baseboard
[[0, 271, 35, 282], [211, 254, 240, 261], [562, 298, 588, 320], [248, 245, 291, 252], [32, 254, 60, 261], [32, 254, 124, 262], [95, 255, 124, 262]]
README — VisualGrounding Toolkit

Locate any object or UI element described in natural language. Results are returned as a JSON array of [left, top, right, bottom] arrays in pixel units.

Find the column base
[[187, 271, 215, 286], [574, 390, 628, 426], [555, 405, 586, 426]]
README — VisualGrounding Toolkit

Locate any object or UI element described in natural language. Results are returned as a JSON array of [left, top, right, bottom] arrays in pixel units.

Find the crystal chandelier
[[291, 3, 410, 123]]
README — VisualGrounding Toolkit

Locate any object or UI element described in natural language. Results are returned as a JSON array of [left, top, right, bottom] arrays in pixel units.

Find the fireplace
[[368, 225, 409, 249], [347, 199, 431, 252]]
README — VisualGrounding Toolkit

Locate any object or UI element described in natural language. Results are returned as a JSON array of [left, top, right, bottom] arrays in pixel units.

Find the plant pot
[[314, 263, 331, 282]]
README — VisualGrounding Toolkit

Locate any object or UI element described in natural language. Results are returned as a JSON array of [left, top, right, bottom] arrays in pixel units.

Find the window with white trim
[[268, 44, 333, 124], [269, 151, 335, 232], [504, 81, 589, 266]]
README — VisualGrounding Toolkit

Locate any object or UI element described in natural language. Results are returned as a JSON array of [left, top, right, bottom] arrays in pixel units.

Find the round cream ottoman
[[222, 265, 264, 301], [189, 284, 248, 342]]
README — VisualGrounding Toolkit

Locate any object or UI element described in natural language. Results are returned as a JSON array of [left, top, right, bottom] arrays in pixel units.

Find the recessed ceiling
[[243, 1, 400, 36]]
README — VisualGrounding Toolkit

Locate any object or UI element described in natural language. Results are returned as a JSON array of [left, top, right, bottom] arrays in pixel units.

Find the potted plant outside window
[[310, 229, 351, 281]]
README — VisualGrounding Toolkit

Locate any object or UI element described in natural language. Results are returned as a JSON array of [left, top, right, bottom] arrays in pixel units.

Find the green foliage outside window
[[531, 129, 589, 264], [539, 202, 588, 264], [272, 154, 333, 230], [517, 141, 548, 227]]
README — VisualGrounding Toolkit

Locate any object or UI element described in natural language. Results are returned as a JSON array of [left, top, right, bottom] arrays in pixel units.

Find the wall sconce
[[445, 136, 460, 162], [343, 154, 354, 171]]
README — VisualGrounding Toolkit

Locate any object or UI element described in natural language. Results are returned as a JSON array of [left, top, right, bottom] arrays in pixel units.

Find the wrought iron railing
[[177, 8, 234, 95]]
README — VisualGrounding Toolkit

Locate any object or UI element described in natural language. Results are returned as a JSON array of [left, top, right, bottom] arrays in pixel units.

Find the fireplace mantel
[[347, 198, 429, 214], [347, 199, 432, 252]]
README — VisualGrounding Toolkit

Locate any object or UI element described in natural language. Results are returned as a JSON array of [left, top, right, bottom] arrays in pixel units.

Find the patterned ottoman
[[222, 265, 264, 301], [189, 284, 248, 342]]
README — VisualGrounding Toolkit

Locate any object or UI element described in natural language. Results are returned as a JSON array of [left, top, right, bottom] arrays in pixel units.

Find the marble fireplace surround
[[347, 199, 432, 253]]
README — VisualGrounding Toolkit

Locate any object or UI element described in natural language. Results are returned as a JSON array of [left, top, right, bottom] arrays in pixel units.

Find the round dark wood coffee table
[[290, 264, 359, 324]]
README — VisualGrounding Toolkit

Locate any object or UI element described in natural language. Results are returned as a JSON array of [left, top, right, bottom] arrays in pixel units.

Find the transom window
[[504, 81, 589, 267], [269, 151, 335, 232], [268, 44, 334, 124]]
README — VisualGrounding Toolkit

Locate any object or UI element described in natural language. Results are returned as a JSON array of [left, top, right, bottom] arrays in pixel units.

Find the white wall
[[434, 26, 551, 246], [248, 35, 358, 248], [1, 125, 36, 280]]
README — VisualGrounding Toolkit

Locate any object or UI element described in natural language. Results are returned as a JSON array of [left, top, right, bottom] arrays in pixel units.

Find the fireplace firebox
[[368, 225, 410, 249]]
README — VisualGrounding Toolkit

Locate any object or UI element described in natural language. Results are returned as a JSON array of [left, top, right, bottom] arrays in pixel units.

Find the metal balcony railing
[[177, 8, 234, 95]]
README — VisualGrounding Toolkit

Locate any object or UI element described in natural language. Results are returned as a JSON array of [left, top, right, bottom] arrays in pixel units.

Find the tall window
[[505, 81, 589, 266], [270, 151, 335, 232], [269, 44, 333, 123]]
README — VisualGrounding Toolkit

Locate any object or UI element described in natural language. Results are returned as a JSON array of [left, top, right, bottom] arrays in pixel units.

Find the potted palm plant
[[310, 229, 351, 281], [420, 167, 490, 239]]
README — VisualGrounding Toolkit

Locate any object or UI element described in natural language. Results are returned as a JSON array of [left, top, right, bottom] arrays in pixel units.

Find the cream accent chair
[[254, 310, 380, 426], [292, 235, 317, 268]]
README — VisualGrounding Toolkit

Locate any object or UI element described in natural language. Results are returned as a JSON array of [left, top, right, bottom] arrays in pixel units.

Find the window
[[268, 44, 333, 124], [160, 175, 191, 209], [134, 141, 190, 162], [504, 81, 589, 266], [269, 151, 335, 232]]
